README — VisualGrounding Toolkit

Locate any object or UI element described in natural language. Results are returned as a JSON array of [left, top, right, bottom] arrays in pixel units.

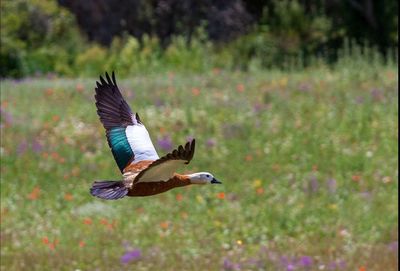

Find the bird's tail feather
[[90, 180, 128, 200]]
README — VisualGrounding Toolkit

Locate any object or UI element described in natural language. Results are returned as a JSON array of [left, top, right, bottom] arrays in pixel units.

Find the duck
[[90, 72, 221, 200]]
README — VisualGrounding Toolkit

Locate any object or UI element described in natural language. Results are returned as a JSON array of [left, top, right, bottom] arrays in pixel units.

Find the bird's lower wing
[[134, 139, 195, 183]]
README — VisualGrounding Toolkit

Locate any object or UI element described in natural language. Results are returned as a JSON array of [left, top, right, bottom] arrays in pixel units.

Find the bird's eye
[[206, 174, 210, 178]]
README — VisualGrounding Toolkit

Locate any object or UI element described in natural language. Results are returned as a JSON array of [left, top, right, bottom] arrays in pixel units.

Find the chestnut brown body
[[127, 174, 191, 197]]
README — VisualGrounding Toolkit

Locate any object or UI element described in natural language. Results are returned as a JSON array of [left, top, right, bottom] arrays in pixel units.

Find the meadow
[[0, 63, 398, 270]]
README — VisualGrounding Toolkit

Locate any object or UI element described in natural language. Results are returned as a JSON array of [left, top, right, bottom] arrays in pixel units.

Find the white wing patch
[[136, 160, 186, 183], [125, 124, 159, 162]]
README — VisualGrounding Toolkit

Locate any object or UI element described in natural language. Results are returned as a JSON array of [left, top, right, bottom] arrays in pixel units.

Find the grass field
[[0, 64, 398, 270]]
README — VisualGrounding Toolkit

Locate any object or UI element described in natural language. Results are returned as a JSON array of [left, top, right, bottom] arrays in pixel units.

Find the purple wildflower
[[326, 178, 337, 194], [328, 261, 337, 270], [306, 175, 319, 194], [32, 139, 43, 154], [359, 191, 372, 200], [298, 256, 313, 267], [17, 141, 28, 156], [154, 98, 165, 107], [11, 78, 23, 85], [206, 138, 216, 148], [286, 263, 295, 271], [46, 72, 57, 80], [388, 241, 398, 252], [186, 135, 194, 142], [298, 82, 312, 92], [0, 107, 13, 125], [253, 103, 263, 113], [223, 259, 235, 270], [337, 260, 346, 269], [355, 96, 364, 104], [157, 135, 173, 151], [246, 258, 263, 268], [120, 249, 141, 264], [370, 88, 383, 102], [223, 258, 241, 270], [328, 259, 346, 270], [280, 256, 290, 265]]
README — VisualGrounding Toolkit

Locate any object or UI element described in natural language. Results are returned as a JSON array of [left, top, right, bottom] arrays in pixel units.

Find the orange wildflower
[[256, 187, 264, 195], [52, 115, 60, 122], [42, 236, 49, 245], [100, 218, 108, 225], [192, 88, 200, 96], [64, 193, 73, 201], [45, 88, 54, 96], [43, 238, 58, 250], [136, 207, 144, 214], [352, 175, 361, 182], [76, 83, 84, 92], [83, 218, 92, 225], [359, 266, 366, 271], [217, 192, 225, 200], [236, 84, 245, 93], [107, 220, 117, 230], [51, 152, 60, 159], [160, 221, 169, 229], [1, 100, 8, 108], [212, 67, 221, 75], [43, 122, 50, 130], [42, 152, 49, 159], [175, 193, 183, 201], [58, 157, 66, 164], [245, 154, 253, 161], [79, 240, 85, 247], [28, 186, 40, 200]]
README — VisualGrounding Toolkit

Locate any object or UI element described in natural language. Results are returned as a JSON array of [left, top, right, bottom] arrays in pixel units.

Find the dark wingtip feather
[[99, 75, 107, 85], [112, 71, 117, 86], [135, 113, 142, 124], [189, 139, 195, 160], [90, 180, 128, 200], [94, 71, 134, 130], [105, 72, 112, 85]]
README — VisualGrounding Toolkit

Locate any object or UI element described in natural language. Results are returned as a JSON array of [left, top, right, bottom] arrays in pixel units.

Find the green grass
[[0, 64, 398, 270]]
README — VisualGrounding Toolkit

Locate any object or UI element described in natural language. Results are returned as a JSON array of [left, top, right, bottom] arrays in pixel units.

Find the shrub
[[0, 0, 83, 77]]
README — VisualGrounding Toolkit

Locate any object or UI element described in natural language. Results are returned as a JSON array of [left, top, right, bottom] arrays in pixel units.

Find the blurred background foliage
[[1, 0, 398, 77]]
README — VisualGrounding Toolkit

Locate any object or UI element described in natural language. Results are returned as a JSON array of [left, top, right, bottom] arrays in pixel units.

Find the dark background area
[[58, 0, 397, 51], [1, 0, 398, 77]]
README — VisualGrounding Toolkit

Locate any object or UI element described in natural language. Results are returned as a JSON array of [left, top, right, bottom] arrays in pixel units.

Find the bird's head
[[188, 172, 222, 185]]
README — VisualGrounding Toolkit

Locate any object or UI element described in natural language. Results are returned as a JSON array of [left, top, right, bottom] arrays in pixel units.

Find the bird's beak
[[211, 178, 222, 184]]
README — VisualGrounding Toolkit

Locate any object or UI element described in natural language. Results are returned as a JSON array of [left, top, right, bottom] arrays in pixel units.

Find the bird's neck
[[170, 173, 192, 187]]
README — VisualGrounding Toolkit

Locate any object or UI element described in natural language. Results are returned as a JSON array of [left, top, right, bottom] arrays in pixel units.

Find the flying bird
[[90, 72, 221, 200]]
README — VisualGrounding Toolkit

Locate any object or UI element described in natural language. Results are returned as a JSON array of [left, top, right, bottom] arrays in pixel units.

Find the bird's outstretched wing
[[134, 139, 195, 183], [95, 72, 159, 172]]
